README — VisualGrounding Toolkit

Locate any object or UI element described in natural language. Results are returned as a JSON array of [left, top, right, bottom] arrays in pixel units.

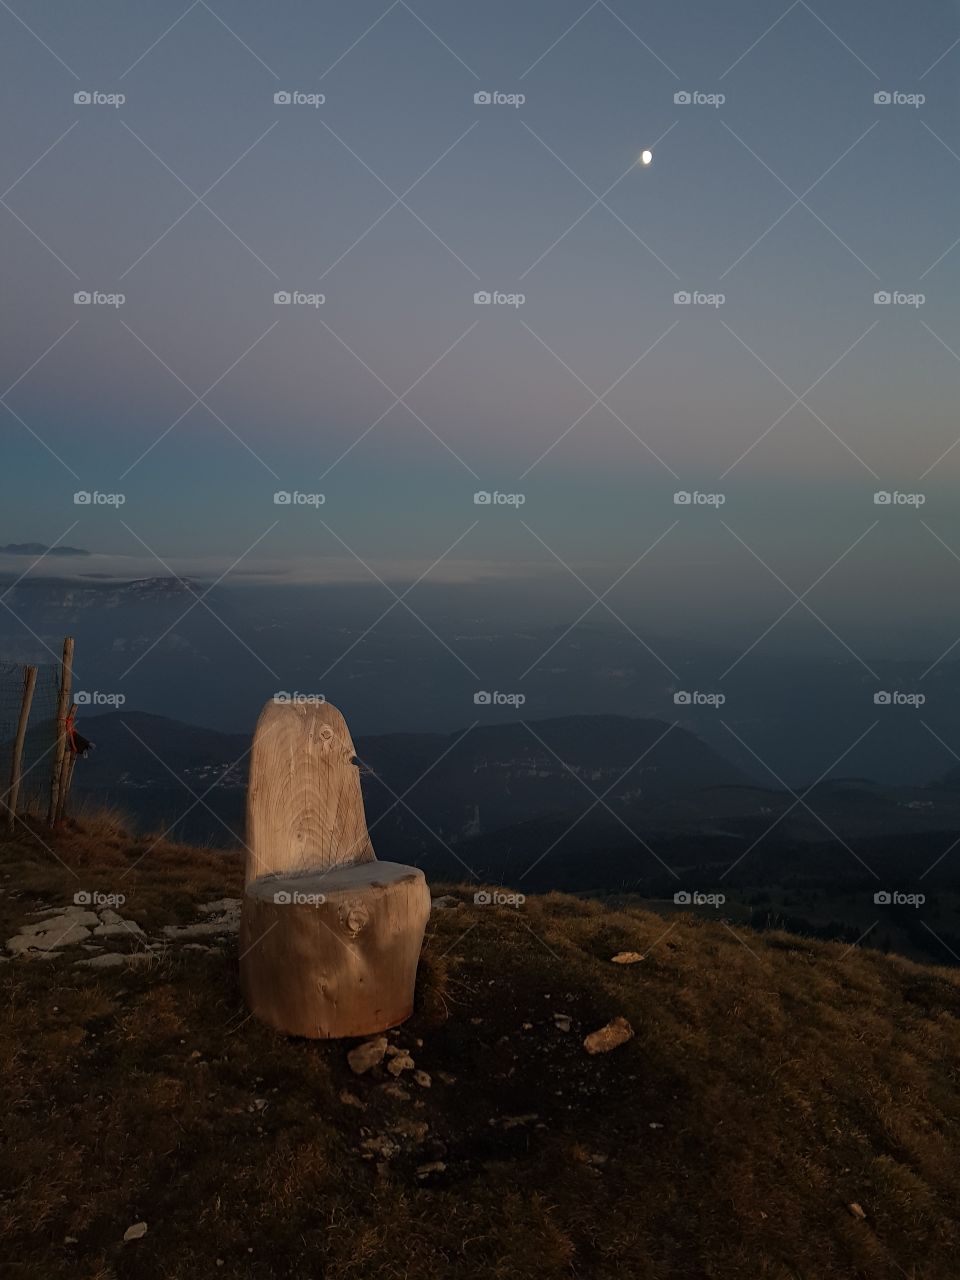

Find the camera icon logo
[[874, 890, 892, 904], [74, 690, 91, 705], [73, 490, 92, 504], [274, 91, 292, 105], [274, 491, 292, 504], [474, 491, 492, 505], [674, 890, 692, 904], [73, 890, 92, 905], [273, 890, 292, 904], [674, 91, 691, 105], [474, 91, 492, 105], [874, 291, 891, 305], [274, 291, 291, 305], [474, 690, 492, 705], [673, 690, 692, 705], [673, 290, 691, 304], [74, 291, 91, 305], [673, 491, 691, 505], [474, 291, 491, 305], [874, 691, 892, 705], [474, 890, 492, 904], [874, 91, 891, 105], [873, 491, 891, 504], [74, 91, 92, 105]]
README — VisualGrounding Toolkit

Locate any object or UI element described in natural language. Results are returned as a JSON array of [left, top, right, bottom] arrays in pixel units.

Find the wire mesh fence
[[0, 660, 61, 818]]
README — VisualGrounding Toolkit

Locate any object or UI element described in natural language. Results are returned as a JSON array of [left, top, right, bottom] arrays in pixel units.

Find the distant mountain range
[[3, 572, 959, 786], [75, 707, 747, 841], [0, 543, 89, 557], [71, 708, 960, 895]]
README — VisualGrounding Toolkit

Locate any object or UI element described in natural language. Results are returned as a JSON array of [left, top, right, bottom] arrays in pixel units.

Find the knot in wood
[[339, 898, 370, 937]]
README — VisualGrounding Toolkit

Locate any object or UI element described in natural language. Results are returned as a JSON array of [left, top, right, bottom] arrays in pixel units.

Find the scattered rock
[[388, 1119, 429, 1142], [93, 922, 144, 938], [416, 1161, 446, 1178], [163, 918, 238, 939], [98, 909, 124, 924], [200, 898, 242, 915], [379, 1083, 411, 1102], [347, 1036, 388, 1075], [387, 1052, 415, 1077], [123, 1222, 148, 1242], [360, 1135, 400, 1161], [7, 921, 91, 955], [436, 1071, 457, 1085], [413, 1070, 431, 1088], [161, 899, 241, 940], [339, 1089, 365, 1109], [583, 1017, 634, 1055], [649, 1122, 663, 1130], [431, 896, 460, 910], [553, 1013, 572, 1032], [23, 907, 99, 932], [75, 953, 127, 969], [610, 952, 644, 965], [848, 1202, 867, 1221]]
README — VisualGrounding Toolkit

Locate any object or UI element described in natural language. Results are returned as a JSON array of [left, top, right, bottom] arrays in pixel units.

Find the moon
[[640, 149, 653, 166]]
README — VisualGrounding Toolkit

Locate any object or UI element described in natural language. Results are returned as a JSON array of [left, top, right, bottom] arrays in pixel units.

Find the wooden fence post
[[48, 636, 74, 826], [54, 705, 78, 826], [5, 664, 37, 833]]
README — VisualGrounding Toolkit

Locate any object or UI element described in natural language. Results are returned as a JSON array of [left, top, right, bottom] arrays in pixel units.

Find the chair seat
[[245, 861, 425, 904]]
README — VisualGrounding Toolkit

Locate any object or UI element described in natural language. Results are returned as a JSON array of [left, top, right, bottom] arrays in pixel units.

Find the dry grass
[[66, 803, 135, 842], [1, 821, 960, 1279]]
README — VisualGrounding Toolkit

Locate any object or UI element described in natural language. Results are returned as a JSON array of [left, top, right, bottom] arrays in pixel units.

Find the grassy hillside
[[2, 817, 960, 1279]]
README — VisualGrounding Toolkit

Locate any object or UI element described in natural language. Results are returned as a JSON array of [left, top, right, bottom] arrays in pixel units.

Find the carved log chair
[[239, 698, 431, 1038]]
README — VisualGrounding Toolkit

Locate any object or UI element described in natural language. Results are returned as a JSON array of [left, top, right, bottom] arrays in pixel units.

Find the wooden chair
[[239, 698, 430, 1038]]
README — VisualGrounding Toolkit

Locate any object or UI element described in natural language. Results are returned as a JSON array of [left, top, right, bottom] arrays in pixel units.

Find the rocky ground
[[4, 895, 242, 966], [3, 820, 960, 1279]]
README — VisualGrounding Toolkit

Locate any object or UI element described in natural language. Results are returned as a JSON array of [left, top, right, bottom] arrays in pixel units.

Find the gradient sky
[[3, 0, 960, 641]]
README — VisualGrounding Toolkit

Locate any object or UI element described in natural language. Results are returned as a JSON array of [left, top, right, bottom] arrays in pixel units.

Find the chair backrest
[[245, 698, 375, 886]]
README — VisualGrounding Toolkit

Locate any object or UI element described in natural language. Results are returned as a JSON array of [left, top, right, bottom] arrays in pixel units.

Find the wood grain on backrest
[[245, 699, 375, 886]]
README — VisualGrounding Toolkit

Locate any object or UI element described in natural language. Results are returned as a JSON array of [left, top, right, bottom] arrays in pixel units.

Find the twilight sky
[[2, 0, 960, 644]]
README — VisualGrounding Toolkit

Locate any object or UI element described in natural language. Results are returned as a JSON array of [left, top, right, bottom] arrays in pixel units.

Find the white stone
[[8, 923, 91, 955], [20, 910, 98, 934], [75, 953, 127, 969], [93, 922, 143, 938], [347, 1036, 388, 1074], [163, 919, 239, 938]]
